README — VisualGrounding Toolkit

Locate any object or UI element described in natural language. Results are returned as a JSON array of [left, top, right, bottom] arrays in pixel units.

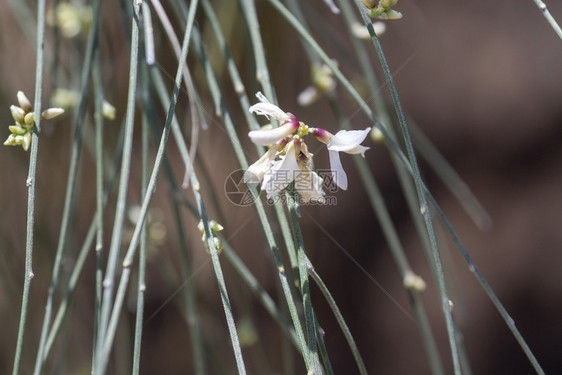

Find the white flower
[[314, 127, 371, 190]]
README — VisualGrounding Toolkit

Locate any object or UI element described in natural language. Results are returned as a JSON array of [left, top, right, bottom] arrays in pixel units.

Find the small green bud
[[198, 220, 225, 254], [51, 88, 79, 109], [21, 133, 32, 151], [370, 127, 385, 143], [385, 9, 403, 19], [403, 270, 426, 291], [102, 101, 116, 120], [4, 134, 16, 146], [380, 0, 398, 8], [17, 91, 33, 112], [41, 107, 65, 120], [10, 105, 26, 123], [4, 133, 32, 151], [360, 0, 377, 9], [9, 125, 27, 135], [24, 112, 35, 126]]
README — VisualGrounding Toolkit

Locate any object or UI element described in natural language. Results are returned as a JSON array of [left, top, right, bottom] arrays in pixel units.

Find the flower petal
[[249, 102, 291, 122], [295, 169, 325, 203], [244, 147, 277, 183], [328, 150, 348, 190], [327, 128, 371, 154], [261, 141, 299, 198], [248, 121, 298, 145]]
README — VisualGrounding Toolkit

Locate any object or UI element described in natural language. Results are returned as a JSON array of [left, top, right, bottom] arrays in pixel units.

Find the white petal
[[327, 128, 371, 153], [244, 147, 277, 183], [248, 121, 298, 145], [343, 144, 370, 157], [328, 150, 348, 191], [295, 169, 325, 203], [249, 102, 290, 122], [261, 142, 299, 198]]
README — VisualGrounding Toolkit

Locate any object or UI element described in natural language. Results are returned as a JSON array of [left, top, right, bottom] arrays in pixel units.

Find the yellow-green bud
[[360, 0, 377, 9], [24, 112, 35, 126], [10, 105, 26, 123], [9, 125, 27, 135], [385, 9, 403, 20], [17, 91, 33, 112], [41, 107, 65, 120], [102, 101, 116, 120], [380, 0, 398, 8], [21, 133, 32, 151]]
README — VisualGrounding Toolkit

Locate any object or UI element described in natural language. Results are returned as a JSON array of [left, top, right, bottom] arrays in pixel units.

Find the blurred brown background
[[1, 0, 561, 374]]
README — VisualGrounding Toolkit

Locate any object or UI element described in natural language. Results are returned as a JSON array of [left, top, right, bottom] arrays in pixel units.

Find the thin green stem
[[96, 1, 141, 371], [33, 1, 101, 373], [189, 23, 313, 372], [307, 260, 367, 375], [287, 191, 323, 375], [131, 95, 150, 375], [12, 0, 46, 373], [238, 0, 274, 100], [532, 0, 562, 40], [353, 4, 461, 373], [426, 191, 545, 375]]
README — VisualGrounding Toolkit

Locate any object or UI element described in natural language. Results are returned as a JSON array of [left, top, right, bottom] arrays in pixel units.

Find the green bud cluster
[[198, 220, 225, 254], [361, 0, 402, 20], [4, 91, 64, 151]]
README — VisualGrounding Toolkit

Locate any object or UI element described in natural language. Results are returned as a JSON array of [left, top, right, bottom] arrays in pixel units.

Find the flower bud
[[403, 270, 426, 291], [10, 105, 26, 123], [21, 133, 32, 151], [385, 9, 403, 20], [4, 134, 16, 146], [9, 125, 26, 135], [17, 91, 33, 112], [380, 0, 398, 8], [360, 0, 377, 9], [41, 107, 65, 120], [102, 101, 116, 120], [24, 112, 35, 126]]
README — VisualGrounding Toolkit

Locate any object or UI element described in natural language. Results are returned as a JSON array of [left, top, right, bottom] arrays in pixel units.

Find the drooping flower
[[245, 92, 369, 205], [313, 127, 371, 190]]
